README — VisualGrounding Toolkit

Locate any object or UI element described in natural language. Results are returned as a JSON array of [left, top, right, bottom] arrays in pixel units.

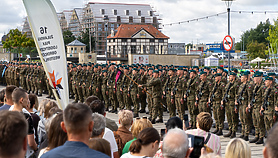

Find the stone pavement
[[0, 85, 264, 157]]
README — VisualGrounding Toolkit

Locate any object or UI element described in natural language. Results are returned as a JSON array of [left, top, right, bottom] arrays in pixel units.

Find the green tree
[[266, 18, 278, 55], [246, 41, 267, 59], [235, 19, 270, 51], [63, 30, 75, 46], [78, 29, 95, 53], [3, 28, 35, 60]]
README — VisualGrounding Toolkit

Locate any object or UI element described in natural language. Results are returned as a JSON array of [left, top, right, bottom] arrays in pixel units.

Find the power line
[[162, 10, 278, 27], [162, 12, 227, 27]]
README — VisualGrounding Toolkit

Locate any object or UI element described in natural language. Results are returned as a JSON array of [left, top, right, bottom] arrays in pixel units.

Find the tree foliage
[[246, 41, 267, 59], [63, 30, 75, 46], [235, 19, 271, 51], [3, 28, 35, 56], [77, 29, 95, 53], [266, 18, 278, 54]]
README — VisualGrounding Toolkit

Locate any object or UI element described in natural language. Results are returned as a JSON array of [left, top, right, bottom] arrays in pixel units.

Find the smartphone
[[183, 114, 190, 128], [187, 134, 204, 158], [161, 129, 166, 140]]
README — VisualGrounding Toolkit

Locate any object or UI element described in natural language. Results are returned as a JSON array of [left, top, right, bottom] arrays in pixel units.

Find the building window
[[153, 17, 157, 24], [117, 16, 121, 23], [113, 46, 115, 55], [158, 39, 164, 43], [129, 16, 133, 23], [150, 46, 155, 54], [150, 39, 155, 42], [101, 9, 105, 15], [143, 45, 146, 53], [126, 10, 129, 15], [122, 45, 127, 56], [138, 10, 141, 16], [149, 11, 153, 16], [122, 39, 127, 42], [111, 23, 115, 30], [141, 17, 145, 23], [74, 48, 77, 53], [131, 38, 136, 42], [114, 10, 117, 15], [71, 47, 73, 53], [131, 46, 136, 54], [81, 47, 83, 53], [161, 45, 163, 54]]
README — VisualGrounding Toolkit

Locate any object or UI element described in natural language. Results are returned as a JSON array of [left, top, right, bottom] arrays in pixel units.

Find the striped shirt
[[185, 128, 221, 156]]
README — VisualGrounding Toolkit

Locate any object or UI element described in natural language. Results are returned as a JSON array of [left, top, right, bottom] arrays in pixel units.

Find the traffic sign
[[19, 53, 23, 58], [223, 35, 233, 51]]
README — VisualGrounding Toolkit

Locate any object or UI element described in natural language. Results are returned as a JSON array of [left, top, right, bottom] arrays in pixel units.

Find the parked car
[[240, 55, 247, 59]]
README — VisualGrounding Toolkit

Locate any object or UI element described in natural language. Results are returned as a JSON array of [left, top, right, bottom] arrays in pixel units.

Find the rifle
[[248, 84, 260, 112], [221, 82, 233, 108], [208, 83, 218, 107], [261, 88, 272, 115], [164, 75, 170, 98], [184, 78, 194, 102], [196, 81, 205, 104], [171, 77, 180, 99], [237, 83, 247, 105]]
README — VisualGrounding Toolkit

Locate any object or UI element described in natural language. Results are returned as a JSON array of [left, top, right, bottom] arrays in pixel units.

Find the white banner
[[22, 0, 69, 109], [133, 55, 149, 64]]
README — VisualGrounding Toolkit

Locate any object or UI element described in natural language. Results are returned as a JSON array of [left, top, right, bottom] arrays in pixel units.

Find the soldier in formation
[[2, 61, 278, 144]]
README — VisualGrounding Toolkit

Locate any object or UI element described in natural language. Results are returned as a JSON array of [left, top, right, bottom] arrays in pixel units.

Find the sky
[[1, 0, 278, 44]]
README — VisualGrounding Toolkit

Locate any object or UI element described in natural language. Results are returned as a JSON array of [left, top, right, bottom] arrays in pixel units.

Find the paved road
[[0, 85, 263, 157]]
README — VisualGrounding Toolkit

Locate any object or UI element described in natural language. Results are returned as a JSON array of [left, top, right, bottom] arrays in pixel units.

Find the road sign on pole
[[223, 35, 233, 51]]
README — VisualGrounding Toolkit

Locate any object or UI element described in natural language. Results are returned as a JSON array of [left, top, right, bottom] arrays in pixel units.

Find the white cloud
[[1, 0, 278, 45]]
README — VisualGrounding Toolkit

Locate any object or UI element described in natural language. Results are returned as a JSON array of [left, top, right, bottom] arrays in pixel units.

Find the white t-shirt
[[121, 152, 152, 158], [103, 127, 118, 158]]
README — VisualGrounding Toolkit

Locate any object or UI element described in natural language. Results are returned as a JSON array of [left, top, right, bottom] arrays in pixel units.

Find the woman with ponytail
[[121, 128, 160, 158]]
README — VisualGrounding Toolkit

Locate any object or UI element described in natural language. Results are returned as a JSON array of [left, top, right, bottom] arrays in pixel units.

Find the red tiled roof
[[107, 24, 169, 39]]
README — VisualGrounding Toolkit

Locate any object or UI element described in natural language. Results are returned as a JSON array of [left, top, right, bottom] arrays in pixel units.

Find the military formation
[[1, 61, 278, 145]]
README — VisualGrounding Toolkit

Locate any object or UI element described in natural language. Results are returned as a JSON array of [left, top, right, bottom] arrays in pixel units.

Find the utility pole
[[222, 0, 234, 73]]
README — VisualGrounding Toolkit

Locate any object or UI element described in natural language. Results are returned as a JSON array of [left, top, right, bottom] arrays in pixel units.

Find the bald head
[[162, 128, 189, 158]]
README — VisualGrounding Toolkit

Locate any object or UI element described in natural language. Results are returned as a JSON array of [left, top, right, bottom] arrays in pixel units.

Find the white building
[[107, 24, 169, 58]]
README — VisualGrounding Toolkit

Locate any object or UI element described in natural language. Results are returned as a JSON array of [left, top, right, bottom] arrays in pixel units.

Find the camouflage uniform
[[143, 77, 163, 121], [129, 73, 139, 115], [223, 80, 239, 135], [210, 81, 226, 131], [164, 75, 176, 118], [196, 79, 212, 114], [173, 76, 186, 119], [251, 81, 265, 139], [236, 82, 252, 137], [262, 86, 277, 132], [186, 76, 200, 128]]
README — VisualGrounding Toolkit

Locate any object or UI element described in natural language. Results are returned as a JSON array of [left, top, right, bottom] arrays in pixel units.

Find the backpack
[[113, 131, 124, 156]]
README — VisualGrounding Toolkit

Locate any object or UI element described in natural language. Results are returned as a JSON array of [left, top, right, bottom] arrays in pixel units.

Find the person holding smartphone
[[185, 112, 221, 156]]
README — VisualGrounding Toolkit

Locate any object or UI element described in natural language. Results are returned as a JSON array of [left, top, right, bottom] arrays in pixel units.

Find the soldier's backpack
[[113, 131, 124, 156]]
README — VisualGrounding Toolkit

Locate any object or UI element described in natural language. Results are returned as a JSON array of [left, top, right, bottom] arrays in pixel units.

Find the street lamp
[[222, 0, 234, 73], [104, 16, 109, 64]]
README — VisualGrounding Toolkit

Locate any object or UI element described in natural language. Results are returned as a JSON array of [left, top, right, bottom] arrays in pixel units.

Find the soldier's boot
[[243, 136, 249, 141], [139, 109, 146, 113], [151, 118, 156, 124], [133, 113, 139, 118], [255, 137, 264, 144], [224, 131, 232, 137], [46, 95, 51, 98], [249, 137, 259, 143], [216, 130, 223, 136], [155, 118, 163, 123], [230, 132, 236, 138], [239, 134, 244, 138], [212, 129, 219, 134]]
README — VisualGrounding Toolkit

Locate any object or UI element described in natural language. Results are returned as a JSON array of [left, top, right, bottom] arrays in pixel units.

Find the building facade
[[107, 24, 169, 57], [22, 2, 161, 56], [168, 43, 185, 54]]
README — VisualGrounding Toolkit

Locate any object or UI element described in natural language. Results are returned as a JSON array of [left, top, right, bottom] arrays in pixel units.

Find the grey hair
[[162, 128, 189, 158], [92, 113, 106, 137]]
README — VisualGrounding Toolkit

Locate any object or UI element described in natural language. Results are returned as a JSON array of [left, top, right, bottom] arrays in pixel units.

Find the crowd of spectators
[[1, 85, 278, 158]]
